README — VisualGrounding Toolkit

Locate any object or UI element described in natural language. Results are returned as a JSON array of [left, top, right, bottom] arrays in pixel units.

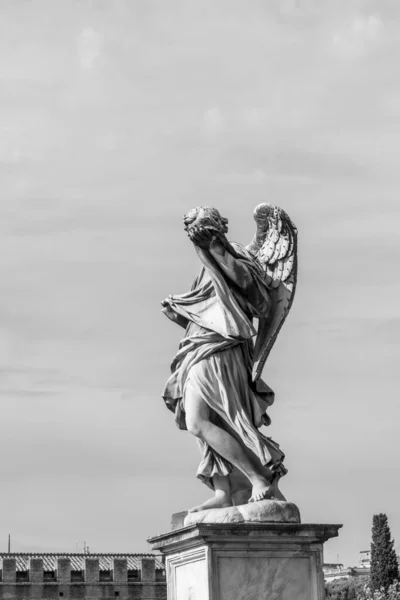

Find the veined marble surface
[[149, 522, 342, 600], [218, 556, 311, 600]]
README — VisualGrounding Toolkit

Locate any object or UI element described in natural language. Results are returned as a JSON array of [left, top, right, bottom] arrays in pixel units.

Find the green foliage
[[353, 578, 371, 600], [371, 514, 399, 592], [363, 581, 400, 599], [326, 577, 370, 600], [326, 577, 352, 599], [326, 578, 400, 600], [350, 577, 370, 599]]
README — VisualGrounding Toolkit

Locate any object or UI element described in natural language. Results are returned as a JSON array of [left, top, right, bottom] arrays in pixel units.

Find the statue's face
[[183, 206, 228, 234]]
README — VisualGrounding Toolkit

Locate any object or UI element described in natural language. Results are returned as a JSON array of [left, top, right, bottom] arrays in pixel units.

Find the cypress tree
[[370, 513, 399, 592]]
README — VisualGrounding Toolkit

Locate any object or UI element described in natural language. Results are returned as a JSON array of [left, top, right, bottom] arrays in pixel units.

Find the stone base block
[[148, 522, 341, 600], [183, 499, 301, 527]]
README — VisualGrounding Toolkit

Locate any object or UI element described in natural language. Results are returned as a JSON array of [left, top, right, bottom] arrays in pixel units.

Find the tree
[[326, 577, 370, 600], [361, 581, 400, 600], [350, 576, 369, 599], [370, 513, 399, 592], [326, 577, 351, 599]]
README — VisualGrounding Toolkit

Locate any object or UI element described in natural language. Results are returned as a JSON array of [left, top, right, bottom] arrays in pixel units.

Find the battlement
[[0, 553, 165, 585]]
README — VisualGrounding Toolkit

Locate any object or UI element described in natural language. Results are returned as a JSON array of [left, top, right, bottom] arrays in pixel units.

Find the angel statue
[[161, 204, 297, 513]]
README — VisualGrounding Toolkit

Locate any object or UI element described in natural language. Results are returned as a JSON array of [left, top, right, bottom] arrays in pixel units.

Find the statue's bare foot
[[189, 492, 233, 513], [249, 478, 286, 503]]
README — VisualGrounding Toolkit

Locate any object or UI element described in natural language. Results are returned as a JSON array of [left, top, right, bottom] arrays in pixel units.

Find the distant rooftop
[[0, 553, 164, 571]]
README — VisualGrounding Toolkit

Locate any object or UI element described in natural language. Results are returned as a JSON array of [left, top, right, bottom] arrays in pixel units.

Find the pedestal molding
[[148, 522, 342, 600]]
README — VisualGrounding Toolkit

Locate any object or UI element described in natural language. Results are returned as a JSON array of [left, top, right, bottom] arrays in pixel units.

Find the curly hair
[[183, 206, 229, 234]]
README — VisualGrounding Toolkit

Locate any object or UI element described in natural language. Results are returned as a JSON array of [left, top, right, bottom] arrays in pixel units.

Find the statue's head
[[183, 206, 229, 235]]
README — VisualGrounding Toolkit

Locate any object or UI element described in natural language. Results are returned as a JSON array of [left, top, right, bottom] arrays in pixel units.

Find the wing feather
[[246, 203, 298, 381]]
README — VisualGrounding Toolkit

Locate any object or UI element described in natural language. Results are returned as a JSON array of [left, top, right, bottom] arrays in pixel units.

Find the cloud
[[0, 125, 37, 164], [203, 107, 225, 134], [277, 0, 316, 18], [332, 14, 383, 58], [216, 169, 268, 185], [215, 170, 315, 186], [213, 143, 366, 182], [1, 0, 400, 566], [202, 106, 271, 138], [241, 108, 270, 128], [78, 27, 102, 69]]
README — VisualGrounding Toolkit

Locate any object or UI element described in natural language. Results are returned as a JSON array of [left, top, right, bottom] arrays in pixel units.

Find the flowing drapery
[[162, 243, 286, 493]]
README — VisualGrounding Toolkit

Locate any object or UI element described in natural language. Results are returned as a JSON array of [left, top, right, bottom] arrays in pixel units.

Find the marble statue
[[161, 204, 297, 513]]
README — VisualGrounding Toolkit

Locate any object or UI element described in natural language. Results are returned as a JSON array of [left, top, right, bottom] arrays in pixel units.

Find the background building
[[0, 553, 166, 600], [323, 563, 352, 583], [359, 550, 371, 569], [323, 550, 372, 583]]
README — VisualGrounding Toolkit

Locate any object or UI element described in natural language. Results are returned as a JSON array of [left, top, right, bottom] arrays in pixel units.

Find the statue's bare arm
[[188, 226, 253, 291]]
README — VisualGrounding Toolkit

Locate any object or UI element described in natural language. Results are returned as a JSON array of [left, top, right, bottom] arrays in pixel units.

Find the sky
[[0, 0, 399, 567]]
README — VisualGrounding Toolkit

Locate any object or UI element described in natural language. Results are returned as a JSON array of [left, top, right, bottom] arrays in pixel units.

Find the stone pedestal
[[148, 522, 341, 600]]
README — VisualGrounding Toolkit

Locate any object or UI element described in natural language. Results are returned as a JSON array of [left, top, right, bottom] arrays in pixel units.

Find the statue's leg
[[189, 474, 232, 513], [185, 387, 276, 504]]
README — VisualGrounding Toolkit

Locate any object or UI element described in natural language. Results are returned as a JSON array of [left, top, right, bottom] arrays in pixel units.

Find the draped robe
[[162, 242, 286, 495]]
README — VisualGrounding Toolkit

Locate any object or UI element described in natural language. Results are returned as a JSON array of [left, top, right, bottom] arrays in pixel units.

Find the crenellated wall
[[0, 556, 166, 600]]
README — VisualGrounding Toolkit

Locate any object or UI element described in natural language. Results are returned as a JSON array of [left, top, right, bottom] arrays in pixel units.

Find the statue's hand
[[161, 299, 174, 318], [187, 225, 217, 250], [161, 298, 189, 329], [161, 297, 174, 314]]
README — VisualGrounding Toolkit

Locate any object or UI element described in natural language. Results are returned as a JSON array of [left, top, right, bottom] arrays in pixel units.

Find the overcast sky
[[1, 0, 399, 567]]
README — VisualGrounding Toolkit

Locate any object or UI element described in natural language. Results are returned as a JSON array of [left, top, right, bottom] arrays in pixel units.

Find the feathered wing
[[246, 203, 298, 382]]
